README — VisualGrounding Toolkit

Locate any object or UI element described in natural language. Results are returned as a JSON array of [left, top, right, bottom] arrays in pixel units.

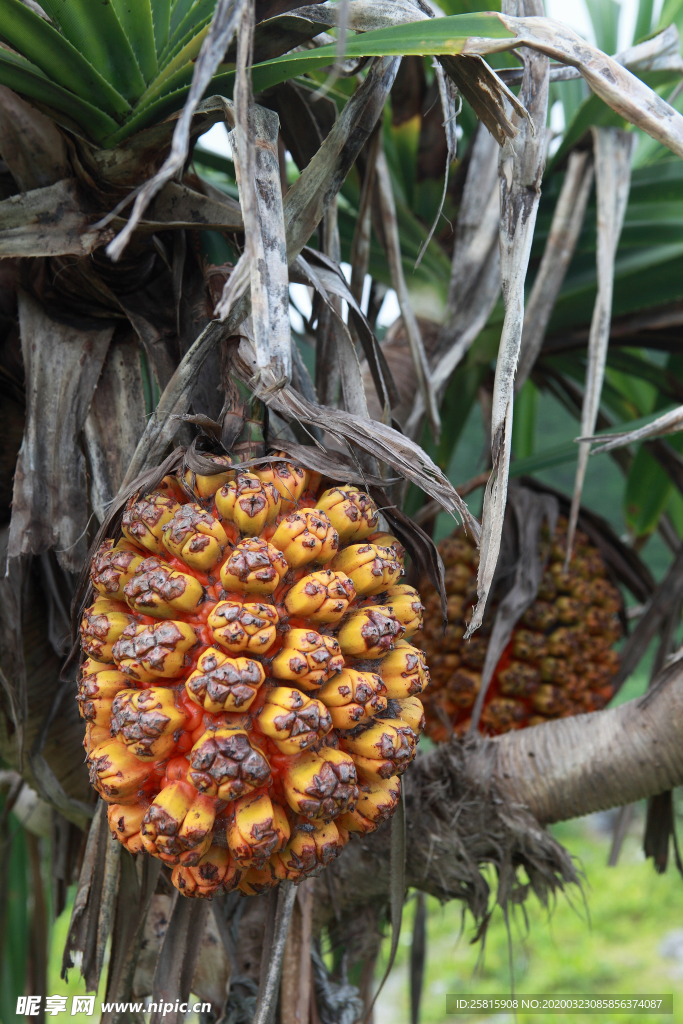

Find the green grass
[[375, 814, 683, 1024]]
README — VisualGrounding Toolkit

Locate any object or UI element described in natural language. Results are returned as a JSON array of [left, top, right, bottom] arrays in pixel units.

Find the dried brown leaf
[[565, 127, 635, 561], [8, 291, 113, 571], [467, 0, 549, 638]]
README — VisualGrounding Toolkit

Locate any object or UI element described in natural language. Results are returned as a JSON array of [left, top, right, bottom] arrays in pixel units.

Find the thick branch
[[495, 660, 683, 822], [316, 661, 683, 939]]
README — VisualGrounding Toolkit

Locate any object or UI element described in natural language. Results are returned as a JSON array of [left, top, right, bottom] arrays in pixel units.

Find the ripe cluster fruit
[[79, 456, 428, 898], [420, 518, 622, 740]]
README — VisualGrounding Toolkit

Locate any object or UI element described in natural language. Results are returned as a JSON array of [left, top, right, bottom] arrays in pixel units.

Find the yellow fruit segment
[[161, 503, 229, 571], [77, 665, 129, 726], [273, 820, 344, 881], [185, 647, 265, 712], [282, 747, 358, 819], [227, 791, 289, 867], [112, 619, 197, 682], [284, 569, 355, 622], [368, 531, 406, 564], [220, 538, 288, 594], [270, 628, 344, 689], [216, 472, 281, 535], [238, 862, 279, 895], [314, 486, 379, 543], [122, 492, 183, 555], [124, 557, 205, 618], [271, 508, 339, 568], [317, 668, 388, 729], [393, 695, 426, 734], [258, 688, 332, 755], [90, 539, 145, 601], [189, 726, 271, 799], [341, 718, 417, 778], [256, 458, 308, 513], [172, 845, 241, 898], [107, 801, 148, 853], [80, 598, 137, 664], [141, 782, 216, 865], [208, 599, 278, 653], [379, 641, 430, 698], [87, 739, 150, 802], [331, 543, 403, 596], [382, 584, 424, 636], [336, 607, 405, 658], [339, 775, 401, 834], [184, 454, 235, 499], [110, 686, 187, 760]]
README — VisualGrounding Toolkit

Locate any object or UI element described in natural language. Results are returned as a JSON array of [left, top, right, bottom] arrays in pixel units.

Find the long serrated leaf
[[39, 0, 146, 103], [0, 51, 119, 141], [105, 12, 683, 148], [565, 127, 635, 561], [0, 0, 131, 118], [106, 0, 245, 258], [587, 0, 621, 56], [115, 25, 209, 116], [161, 0, 216, 67], [249, 15, 683, 161], [151, 0, 172, 55], [111, 0, 158, 83]]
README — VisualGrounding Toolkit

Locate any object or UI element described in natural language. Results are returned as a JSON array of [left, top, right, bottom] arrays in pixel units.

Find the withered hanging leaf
[[406, 124, 501, 437], [102, 854, 161, 1020], [516, 149, 594, 392], [231, 337, 480, 538], [272, 440, 388, 486], [143, 181, 243, 232], [83, 336, 147, 524], [123, 59, 401, 487], [294, 251, 397, 417], [0, 84, 69, 190], [439, 53, 529, 146], [565, 127, 635, 561], [150, 897, 211, 1024], [375, 147, 440, 439], [580, 404, 683, 453], [467, 7, 549, 639], [225, 101, 291, 381], [0, 179, 114, 258], [62, 801, 118, 992], [370, 486, 448, 621], [8, 291, 113, 571], [298, 247, 371, 422]]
